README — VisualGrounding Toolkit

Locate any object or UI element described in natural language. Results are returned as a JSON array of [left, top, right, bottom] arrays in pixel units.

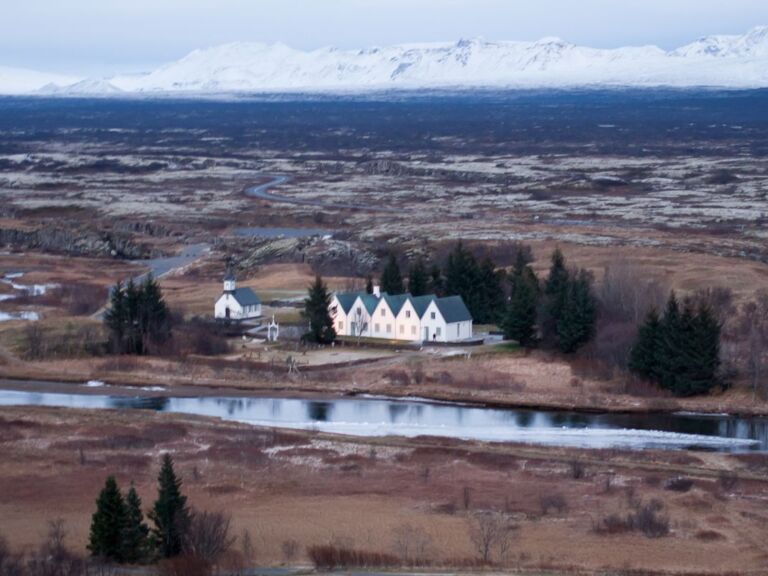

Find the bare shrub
[[409, 359, 425, 385], [281, 539, 299, 562], [539, 492, 568, 515], [594, 500, 670, 539], [718, 470, 739, 492], [183, 509, 236, 567], [307, 545, 399, 570], [468, 512, 516, 564], [158, 555, 212, 576], [391, 524, 432, 565], [664, 477, 694, 492], [462, 486, 472, 510], [240, 529, 255, 566], [569, 459, 586, 480], [696, 529, 726, 541], [173, 317, 230, 356], [383, 369, 410, 386]]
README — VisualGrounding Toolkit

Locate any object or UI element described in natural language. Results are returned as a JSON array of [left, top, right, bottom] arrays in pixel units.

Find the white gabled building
[[214, 268, 262, 321], [329, 287, 473, 343]]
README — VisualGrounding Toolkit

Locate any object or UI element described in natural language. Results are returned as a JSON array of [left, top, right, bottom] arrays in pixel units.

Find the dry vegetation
[[1, 407, 768, 574]]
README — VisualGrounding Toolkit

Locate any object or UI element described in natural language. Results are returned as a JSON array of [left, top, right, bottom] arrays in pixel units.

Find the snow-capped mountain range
[[4, 27, 768, 96]]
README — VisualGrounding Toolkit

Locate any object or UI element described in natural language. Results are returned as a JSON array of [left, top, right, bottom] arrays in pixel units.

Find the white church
[[330, 286, 473, 343], [214, 268, 262, 321]]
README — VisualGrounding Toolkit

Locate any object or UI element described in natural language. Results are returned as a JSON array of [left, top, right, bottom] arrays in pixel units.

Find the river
[[0, 386, 766, 452]]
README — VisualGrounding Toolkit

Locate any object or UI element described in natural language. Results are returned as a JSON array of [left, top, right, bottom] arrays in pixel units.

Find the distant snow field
[[1, 27, 768, 95]]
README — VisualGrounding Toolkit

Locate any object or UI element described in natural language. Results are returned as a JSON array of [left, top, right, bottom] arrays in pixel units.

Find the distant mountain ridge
[[4, 27, 768, 95]]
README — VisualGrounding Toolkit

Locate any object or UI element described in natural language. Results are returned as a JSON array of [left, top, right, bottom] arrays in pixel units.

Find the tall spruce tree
[[138, 275, 171, 355], [556, 269, 597, 354], [407, 258, 429, 297], [105, 281, 127, 354], [543, 248, 570, 343], [149, 454, 189, 559], [475, 257, 505, 324], [503, 264, 539, 347], [380, 254, 404, 295], [686, 304, 722, 396], [88, 476, 127, 562], [302, 275, 336, 344], [428, 263, 445, 297], [121, 484, 150, 564], [629, 309, 662, 381]]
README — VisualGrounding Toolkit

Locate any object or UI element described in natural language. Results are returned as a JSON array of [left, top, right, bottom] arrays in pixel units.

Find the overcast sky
[[3, 0, 768, 75]]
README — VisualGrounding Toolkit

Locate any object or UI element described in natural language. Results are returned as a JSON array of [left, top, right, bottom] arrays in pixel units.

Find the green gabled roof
[[410, 295, 436, 318], [435, 295, 473, 323], [360, 294, 379, 314], [381, 293, 410, 316], [335, 292, 362, 314]]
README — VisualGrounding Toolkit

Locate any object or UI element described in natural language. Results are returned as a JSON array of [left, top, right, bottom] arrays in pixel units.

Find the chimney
[[373, 285, 381, 297]]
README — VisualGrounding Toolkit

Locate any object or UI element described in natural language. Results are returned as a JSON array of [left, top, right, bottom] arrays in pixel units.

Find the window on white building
[[457, 324, 460, 337], [381, 308, 386, 316], [405, 310, 411, 318], [386, 324, 392, 333], [356, 307, 361, 315], [375, 323, 380, 332], [411, 326, 416, 335], [399, 325, 404, 334], [436, 327, 442, 336], [339, 321, 344, 330], [430, 312, 436, 320]]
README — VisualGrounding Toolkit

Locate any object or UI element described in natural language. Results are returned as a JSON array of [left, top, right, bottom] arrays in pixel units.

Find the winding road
[[245, 174, 401, 213]]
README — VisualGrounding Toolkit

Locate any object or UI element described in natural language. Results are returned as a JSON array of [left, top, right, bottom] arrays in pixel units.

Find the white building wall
[[215, 294, 262, 320], [371, 299, 396, 339], [395, 300, 422, 342], [348, 296, 372, 338], [420, 301, 449, 343], [330, 295, 350, 336]]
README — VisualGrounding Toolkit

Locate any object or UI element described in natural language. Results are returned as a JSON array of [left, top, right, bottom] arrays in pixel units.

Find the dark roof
[[435, 296, 473, 323], [224, 268, 236, 282], [231, 287, 261, 307], [360, 294, 379, 314], [410, 295, 435, 318], [335, 292, 362, 314], [381, 293, 410, 316]]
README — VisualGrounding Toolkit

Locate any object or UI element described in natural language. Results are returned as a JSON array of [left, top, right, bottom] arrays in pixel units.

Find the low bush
[[307, 544, 399, 570], [594, 500, 670, 538], [539, 492, 568, 515], [664, 477, 694, 492]]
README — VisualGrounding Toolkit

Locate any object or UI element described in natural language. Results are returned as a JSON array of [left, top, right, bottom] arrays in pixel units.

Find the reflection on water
[[0, 389, 766, 453]]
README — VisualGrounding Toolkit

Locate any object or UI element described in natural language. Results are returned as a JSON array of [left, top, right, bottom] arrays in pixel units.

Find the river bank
[[1, 404, 767, 574]]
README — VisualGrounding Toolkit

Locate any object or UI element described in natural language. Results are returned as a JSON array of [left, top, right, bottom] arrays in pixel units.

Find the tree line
[[629, 292, 721, 397], [88, 454, 234, 570], [104, 276, 171, 355]]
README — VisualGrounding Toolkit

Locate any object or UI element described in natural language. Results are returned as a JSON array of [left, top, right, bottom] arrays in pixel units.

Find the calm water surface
[[1, 389, 766, 452]]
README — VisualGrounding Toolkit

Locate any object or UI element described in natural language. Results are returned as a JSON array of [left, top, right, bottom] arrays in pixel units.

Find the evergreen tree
[[657, 292, 684, 392], [445, 241, 479, 303], [149, 454, 190, 559], [365, 275, 374, 295], [407, 258, 429, 297], [302, 275, 336, 344], [428, 263, 445, 297], [121, 484, 150, 564], [104, 282, 127, 354], [380, 254, 404, 295], [542, 248, 570, 343], [503, 265, 539, 347], [686, 304, 722, 396], [138, 275, 171, 355], [88, 476, 127, 562], [629, 309, 662, 381], [104, 275, 171, 355], [475, 257, 505, 324], [556, 269, 597, 354]]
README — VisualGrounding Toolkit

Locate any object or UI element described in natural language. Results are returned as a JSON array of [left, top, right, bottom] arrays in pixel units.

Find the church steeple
[[223, 263, 236, 293]]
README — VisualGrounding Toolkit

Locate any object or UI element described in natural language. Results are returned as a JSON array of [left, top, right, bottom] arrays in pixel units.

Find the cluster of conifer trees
[[629, 293, 722, 397], [88, 454, 188, 564], [378, 243, 506, 325], [104, 276, 171, 355], [504, 248, 597, 353]]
